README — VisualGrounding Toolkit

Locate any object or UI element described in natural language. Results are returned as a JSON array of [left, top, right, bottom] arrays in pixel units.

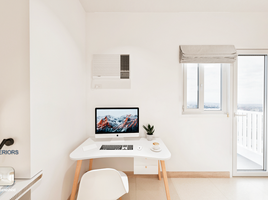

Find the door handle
[[234, 113, 247, 117]]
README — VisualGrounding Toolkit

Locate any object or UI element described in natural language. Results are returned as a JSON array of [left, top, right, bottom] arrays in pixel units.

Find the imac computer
[[95, 107, 139, 139]]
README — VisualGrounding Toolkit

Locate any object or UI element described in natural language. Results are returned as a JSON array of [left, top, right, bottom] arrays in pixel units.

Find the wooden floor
[[122, 177, 179, 200], [122, 177, 268, 200]]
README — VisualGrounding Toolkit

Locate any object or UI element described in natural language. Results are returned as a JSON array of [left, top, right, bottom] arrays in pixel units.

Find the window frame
[[183, 63, 228, 115]]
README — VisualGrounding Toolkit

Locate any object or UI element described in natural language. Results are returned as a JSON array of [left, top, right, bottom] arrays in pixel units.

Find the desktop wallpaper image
[[96, 109, 138, 133]]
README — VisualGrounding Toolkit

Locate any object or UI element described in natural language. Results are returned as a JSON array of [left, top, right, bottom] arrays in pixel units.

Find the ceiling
[[79, 0, 268, 12]]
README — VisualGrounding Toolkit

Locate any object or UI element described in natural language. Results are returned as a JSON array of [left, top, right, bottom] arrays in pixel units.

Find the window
[[183, 63, 228, 114]]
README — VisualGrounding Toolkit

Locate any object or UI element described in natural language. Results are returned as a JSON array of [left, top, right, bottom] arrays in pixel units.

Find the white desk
[[69, 137, 171, 200]]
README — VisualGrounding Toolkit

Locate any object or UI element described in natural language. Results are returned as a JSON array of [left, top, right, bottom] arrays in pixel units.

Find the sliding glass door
[[233, 52, 267, 175]]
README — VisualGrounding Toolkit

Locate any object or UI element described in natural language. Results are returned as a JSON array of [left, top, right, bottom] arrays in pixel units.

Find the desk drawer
[[134, 165, 158, 174], [134, 157, 158, 166], [134, 157, 158, 174]]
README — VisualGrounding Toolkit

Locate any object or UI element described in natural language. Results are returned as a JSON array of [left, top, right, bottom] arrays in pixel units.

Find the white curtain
[[179, 45, 237, 63]]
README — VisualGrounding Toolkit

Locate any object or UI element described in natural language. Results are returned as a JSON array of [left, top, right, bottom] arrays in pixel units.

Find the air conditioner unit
[[91, 54, 131, 89]]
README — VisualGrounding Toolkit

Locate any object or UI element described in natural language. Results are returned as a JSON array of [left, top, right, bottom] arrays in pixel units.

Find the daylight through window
[[183, 63, 228, 114]]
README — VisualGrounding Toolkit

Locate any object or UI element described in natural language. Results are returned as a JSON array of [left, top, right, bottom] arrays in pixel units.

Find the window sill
[[181, 113, 229, 118]]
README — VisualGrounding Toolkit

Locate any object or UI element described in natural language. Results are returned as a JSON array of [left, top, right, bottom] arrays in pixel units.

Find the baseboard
[[123, 171, 230, 178]]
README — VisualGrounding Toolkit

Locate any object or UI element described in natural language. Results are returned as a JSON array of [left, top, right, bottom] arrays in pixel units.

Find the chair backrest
[[77, 168, 127, 200]]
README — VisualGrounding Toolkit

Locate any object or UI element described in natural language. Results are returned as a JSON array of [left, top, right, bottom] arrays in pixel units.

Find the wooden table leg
[[160, 160, 170, 200], [89, 159, 93, 171], [158, 160, 161, 180], [70, 160, 83, 200]]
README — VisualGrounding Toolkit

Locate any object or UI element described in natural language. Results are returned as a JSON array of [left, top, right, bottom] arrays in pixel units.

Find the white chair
[[76, 168, 129, 200]]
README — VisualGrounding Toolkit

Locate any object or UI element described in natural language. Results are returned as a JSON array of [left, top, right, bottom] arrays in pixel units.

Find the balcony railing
[[237, 110, 263, 166]]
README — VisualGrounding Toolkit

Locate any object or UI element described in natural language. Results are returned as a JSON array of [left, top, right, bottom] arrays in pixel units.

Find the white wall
[[0, 0, 31, 178], [30, 0, 87, 199], [86, 12, 268, 173]]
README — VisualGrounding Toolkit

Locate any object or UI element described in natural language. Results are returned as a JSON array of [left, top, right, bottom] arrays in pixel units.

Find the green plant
[[143, 124, 155, 135]]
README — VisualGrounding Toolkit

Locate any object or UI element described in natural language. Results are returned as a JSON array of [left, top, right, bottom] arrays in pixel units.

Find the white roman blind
[[179, 45, 237, 63]]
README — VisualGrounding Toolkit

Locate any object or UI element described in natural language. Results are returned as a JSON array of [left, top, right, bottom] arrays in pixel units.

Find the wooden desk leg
[[160, 160, 170, 200], [89, 159, 93, 171], [158, 160, 161, 180], [70, 160, 83, 200]]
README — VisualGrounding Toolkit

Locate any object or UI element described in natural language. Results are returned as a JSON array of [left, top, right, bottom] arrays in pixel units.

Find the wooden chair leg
[[119, 197, 122, 200], [89, 159, 93, 171], [160, 160, 170, 200], [158, 160, 162, 180], [70, 160, 83, 200]]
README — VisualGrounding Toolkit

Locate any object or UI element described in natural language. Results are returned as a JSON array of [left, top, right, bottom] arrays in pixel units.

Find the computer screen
[[95, 107, 139, 138]]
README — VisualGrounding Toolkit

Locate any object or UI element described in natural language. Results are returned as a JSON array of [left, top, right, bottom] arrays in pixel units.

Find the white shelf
[[0, 171, 42, 200]]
